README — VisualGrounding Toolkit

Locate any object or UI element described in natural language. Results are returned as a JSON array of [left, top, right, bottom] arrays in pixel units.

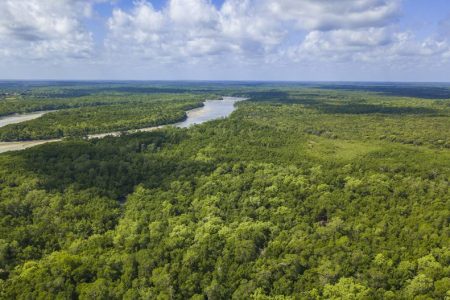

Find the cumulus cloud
[[1, 0, 449, 79], [267, 0, 400, 31], [107, 1, 219, 62], [274, 1, 450, 66], [168, 0, 218, 25], [286, 28, 450, 65], [105, 0, 284, 63], [298, 28, 392, 56], [105, 0, 437, 66], [0, 0, 95, 59]]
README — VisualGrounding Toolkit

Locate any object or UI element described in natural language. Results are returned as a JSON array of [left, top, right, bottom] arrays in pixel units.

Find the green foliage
[[0, 94, 203, 141], [0, 83, 449, 299], [323, 278, 371, 299]]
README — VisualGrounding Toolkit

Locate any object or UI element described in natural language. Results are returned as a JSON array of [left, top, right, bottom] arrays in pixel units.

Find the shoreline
[[0, 97, 246, 154]]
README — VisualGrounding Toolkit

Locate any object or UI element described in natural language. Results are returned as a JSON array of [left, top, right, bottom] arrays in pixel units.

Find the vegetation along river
[[0, 97, 245, 154]]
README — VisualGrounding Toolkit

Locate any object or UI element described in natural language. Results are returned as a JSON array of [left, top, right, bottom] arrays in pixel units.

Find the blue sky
[[0, 0, 449, 81]]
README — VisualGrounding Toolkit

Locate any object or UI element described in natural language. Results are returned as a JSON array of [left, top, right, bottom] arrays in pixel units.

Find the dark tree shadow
[[19, 130, 215, 201]]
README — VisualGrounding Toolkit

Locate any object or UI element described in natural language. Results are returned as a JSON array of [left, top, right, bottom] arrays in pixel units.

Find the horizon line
[[1, 79, 450, 84]]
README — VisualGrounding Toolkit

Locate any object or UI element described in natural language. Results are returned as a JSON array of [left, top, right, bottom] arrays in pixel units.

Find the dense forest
[[0, 82, 449, 299], [0, 94, 204, 141]]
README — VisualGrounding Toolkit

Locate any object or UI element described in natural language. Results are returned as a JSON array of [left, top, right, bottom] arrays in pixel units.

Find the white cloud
[[104, 0, 409, 64], [108, 1, 164, 44], [168, 0, 218, 25], [389, 33, 449, 58], [1, 0, 449, 80], [273, 1, 450, 67], [0, 0, 95, 60], [106, 0, 222, 62], [299, 27, 392, 55], [220, 0, 283, 53], [267, 0, 401, 31], [105, 0, 281, 63], [286, 28, 450, 68]]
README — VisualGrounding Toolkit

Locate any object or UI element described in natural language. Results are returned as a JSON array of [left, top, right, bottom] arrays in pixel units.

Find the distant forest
[[0, 82, 449, 299]]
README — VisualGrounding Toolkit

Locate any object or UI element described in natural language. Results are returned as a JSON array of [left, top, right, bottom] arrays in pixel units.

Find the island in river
[[0, 97, 245, 153]]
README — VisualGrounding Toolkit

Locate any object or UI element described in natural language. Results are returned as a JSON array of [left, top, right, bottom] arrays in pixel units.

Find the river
[[175, 97, 243, 128], [0, 110, 53, 127], [0, 97, 245, 154]]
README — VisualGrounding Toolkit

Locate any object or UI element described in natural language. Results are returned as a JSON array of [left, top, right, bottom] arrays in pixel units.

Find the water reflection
[[0, 111, 52, 128], [175, 97, 245, 128]]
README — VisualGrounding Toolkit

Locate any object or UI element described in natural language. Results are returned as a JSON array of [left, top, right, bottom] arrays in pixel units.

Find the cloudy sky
[[0, 0, 449, 81]]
